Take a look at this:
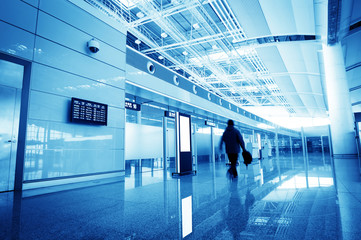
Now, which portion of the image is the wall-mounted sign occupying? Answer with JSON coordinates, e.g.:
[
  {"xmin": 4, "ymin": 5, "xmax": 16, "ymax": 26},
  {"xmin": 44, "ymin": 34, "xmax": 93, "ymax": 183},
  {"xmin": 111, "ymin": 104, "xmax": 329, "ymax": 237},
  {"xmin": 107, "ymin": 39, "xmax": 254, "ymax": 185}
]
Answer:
[
  {"xmin": 205, "ymin": 121, "xmax": 216, "ymax": 127},
  {"xmin": 71, "ymin": 98, "xmax": 107, "ymax": 125},
  {"xmin": 125, "ymin": 101, "xmax": 141, "ymax": 111},
  {"xmin": 165, "ymin": 111, "xmax": 176, "ymax": 118}
]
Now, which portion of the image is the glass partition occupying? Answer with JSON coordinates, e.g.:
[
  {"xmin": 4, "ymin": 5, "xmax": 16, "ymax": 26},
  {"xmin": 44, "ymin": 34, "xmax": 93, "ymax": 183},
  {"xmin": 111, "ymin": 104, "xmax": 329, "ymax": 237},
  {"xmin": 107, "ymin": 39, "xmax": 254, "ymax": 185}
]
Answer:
[
  {"xmin": 124, "ymin": 104, "xmax": 164, "ymax": 175},
  {"xmin": 291, "ymin": 137, "xmax": 304, "ymax": 170},
  {"xmin": 194, "ymin": 124, "xmax": 212, "ymax": 163},
  {"xmin": 214, "ymin": 122, "xmax": 226, "ymax": 162}
]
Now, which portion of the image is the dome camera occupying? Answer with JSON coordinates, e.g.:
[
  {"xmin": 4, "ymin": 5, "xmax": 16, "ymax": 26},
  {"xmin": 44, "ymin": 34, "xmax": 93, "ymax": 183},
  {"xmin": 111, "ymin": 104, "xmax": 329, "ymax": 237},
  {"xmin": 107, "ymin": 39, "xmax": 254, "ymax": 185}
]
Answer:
[{"xmin": 87, "ymin": 39, "xmax": 100, "ymax": 53}]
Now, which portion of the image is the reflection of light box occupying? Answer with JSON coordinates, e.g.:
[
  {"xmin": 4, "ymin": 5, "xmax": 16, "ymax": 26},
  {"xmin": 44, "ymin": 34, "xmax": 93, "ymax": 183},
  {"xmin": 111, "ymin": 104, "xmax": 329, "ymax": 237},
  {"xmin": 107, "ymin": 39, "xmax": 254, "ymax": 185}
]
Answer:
[{"xmin": 182, "ymin": 196, "xmax": 192, "ymax": 238}]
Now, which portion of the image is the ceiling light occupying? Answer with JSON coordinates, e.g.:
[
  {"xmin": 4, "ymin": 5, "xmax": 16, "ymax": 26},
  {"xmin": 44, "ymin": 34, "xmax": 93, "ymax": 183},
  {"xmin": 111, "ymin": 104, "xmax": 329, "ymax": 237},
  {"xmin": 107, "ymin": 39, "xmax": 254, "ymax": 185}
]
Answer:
[
  {"xmin": 161, "ymin": 32, "xmax": 168, "ymax": 38},
  {"xmin": 175, "ymin": 67, "xmax": 180, "ymax": 70},
  {"xmin": 182, "ymin": 51, "xmax": 188, "ymax": 56},
  {"xmin": 135, "ymin": 39, "xmax": 141, "ymax": 44},
  {"xmin": 136, "ymin": 12, "xmax": 144, "ymax": 18},
  {"xmin": 193, "ymin": 23, "xmax": 200, "ymax": 29},
  {"xmin": 232, "ymin": 39, "xmax": 238, "ymax": 43},
  {"xmin": 212, "ymin": 44, "xmax": 218, "ymax": 50},
  {"xmin": 158, "ymin": 55, "xmax": 164, "ymax": 60}
]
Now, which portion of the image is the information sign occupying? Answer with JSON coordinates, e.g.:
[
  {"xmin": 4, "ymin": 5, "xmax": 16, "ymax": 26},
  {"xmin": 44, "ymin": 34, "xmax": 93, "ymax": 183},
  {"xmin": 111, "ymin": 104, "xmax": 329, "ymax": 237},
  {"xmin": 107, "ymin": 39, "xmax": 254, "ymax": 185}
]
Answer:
[
  {"xmin": 71, "ymin": 98, "xmax": 107, "ymax": 125},
  {"xmin": 165, "ymin": 111, "xmax": 176, "ymax": 118},
  {"xmin": 125, "ymin": 101, "xmax": 141, "ymax": 111}
]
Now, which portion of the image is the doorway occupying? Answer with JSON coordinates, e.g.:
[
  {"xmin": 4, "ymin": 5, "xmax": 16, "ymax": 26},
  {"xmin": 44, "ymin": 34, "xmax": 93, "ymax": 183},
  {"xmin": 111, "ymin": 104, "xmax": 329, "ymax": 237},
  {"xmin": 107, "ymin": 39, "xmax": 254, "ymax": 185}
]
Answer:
[{"xmin": 0, "ymin": 59, "xmax": 24, "ymax": 192}]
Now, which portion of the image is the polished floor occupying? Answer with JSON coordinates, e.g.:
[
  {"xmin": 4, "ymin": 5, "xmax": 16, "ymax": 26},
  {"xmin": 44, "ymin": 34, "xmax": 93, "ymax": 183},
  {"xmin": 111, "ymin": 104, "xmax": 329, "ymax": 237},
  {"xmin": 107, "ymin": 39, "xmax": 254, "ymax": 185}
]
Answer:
[{"xmin": 1, "ymin": 153, "xmax": 361, "ymax": 239}]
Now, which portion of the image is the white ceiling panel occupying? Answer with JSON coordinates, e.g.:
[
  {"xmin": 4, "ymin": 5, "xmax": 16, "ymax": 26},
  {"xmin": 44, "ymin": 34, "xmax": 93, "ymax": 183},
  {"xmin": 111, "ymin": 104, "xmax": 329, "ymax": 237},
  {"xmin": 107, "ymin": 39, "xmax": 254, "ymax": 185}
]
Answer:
[
  {"xmin": 228, "ymin": 0, "xmax": 271, "ymax": 38},
  {"xmin": 277, "ymin": 44, "xmax": 307, "ymax": 73},
  {"xmin": 290, "ymin": 75, "xmax": 312, "ymax": 93},
  {"xmin": 308, "ymin": 76, "xmax": 323, "ymax": 95},
  {"xmin": 272, "ymin": 76, "xmax": 297, "ymax": 93},
  {"xmin": 314, "ymin": 95, "xmax": 327, "ymax": 112},
  {"xmin": 286, "ymin": 92, "xmax": 304, "ymax": 107},
  {"xmin": 298, "ymin": 94, "xmax": 318, "ymax": 111},
  {"xmin": 291, "ymin": 0, "xmax": 316, "ymax": 35},
  {"xmin": 259, "ymin": 0, "xmax": 315, "ymax": 36},
  {"xmin": 256, "ymin": 46, "xmax": 287, "ymax": 73},
  {"xmin": 300, "ymin": 43, "xmax": 322, "ymax": 74},
  {"xmin": 259, "ymin": 0, "xmax": 297, "ymax": 35}
]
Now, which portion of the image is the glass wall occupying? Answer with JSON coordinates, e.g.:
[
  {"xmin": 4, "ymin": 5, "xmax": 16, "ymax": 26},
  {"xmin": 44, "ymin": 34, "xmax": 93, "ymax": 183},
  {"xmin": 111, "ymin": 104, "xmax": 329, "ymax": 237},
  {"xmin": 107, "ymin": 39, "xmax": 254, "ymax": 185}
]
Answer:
[
  {"xmin": 125, "ymin": 103, "xmax": 164, "ymax": 175},
  {"xmin": 214, "ymin": 122, "xmax": 226, "ymax": 163},
  {"xmin": 192, "ymin": 116, "xmax": 212, "ymax": 163},
  {"xmin": 123, "ymin": 95, "xmax": 304, "ymax": 178},
  {"xmin": 0, "ymin": 60, "xmax": 23, "ymax": 191}
]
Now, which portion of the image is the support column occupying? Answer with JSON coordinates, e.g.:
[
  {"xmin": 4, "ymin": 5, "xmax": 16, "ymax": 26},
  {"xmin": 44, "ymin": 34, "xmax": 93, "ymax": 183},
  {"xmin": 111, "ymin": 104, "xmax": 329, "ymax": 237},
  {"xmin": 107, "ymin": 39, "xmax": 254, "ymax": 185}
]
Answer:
[
  {"xmin": 163, "ymin": 117, "xmax": 168, "ymax": 172},
  {"xmin": 301, "ymin": 127, "xmax": 309, "ymax": 188},
  {"xmin": 275, "ymin": 128, "xmax": 281, "ymax": 180},
  {"xmin": 321, "ymin": 136, "xmax": 325, "ymax": 165},
  {"xmin": 210, "ymin": 127, "xmax": 215, "ymax": 162},
  {"xmin": 290, "ymin": 136, "xmax": 294, "ymax": 169},
  {"xmin": 323, "ymin": 43, "xmax": 357, "ymax": 157}
]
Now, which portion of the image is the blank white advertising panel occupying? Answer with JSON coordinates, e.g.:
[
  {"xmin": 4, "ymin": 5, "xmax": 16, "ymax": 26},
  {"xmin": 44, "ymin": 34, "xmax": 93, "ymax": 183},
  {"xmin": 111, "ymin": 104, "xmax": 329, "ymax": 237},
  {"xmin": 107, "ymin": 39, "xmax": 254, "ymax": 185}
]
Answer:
[{"xmin": 180, "ymin": 115, "xmax": 191, "ymax": 152}]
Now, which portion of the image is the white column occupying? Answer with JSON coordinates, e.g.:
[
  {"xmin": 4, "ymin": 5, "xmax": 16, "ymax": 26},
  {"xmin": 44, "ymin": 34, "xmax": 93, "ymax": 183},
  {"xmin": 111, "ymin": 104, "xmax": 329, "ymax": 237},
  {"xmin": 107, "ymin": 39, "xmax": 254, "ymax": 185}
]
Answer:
[
  {"xmin": 163, "ymin": 117, "xmax": 168, "ymax": 171},
  {"xmin": 323, "ymin": 43, "xmax": 357, "ymax": 156},
  {"xmin": 210, "ymin": 127, "xmax": 215, "ymax": 162}
]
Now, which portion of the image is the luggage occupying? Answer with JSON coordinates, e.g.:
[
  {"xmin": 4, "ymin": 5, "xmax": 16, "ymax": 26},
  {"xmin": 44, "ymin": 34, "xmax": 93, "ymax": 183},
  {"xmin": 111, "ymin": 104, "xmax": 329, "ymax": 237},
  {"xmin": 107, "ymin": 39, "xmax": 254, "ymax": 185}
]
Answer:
[{"xmin": 242, "ymin": 150, "xmax": 252, "ymax": 168}]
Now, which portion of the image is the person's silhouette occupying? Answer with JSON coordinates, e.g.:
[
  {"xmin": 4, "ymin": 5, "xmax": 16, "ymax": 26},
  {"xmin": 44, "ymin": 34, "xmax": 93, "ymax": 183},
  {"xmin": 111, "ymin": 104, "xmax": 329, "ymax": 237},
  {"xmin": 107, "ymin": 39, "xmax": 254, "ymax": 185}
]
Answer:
[{"xmin": 220, "ymin": 120, "xmax": 246, "ymax": 178}]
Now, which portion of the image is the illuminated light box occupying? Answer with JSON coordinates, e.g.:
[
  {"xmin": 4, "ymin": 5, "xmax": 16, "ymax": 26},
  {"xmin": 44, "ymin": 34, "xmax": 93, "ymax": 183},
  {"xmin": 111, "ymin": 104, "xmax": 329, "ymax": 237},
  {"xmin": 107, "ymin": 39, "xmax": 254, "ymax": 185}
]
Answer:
[{"xmin": 70, "ymin": 98, "xmax": 108, "ymax": 125}]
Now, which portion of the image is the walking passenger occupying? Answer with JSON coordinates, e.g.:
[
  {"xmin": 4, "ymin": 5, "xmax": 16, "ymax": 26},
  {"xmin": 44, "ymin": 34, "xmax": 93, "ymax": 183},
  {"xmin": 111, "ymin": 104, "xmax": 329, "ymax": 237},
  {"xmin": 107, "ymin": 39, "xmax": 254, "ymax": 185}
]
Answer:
[{"xmin": 220, "ymin": 120, "xmax": 246, "ymax": 178}]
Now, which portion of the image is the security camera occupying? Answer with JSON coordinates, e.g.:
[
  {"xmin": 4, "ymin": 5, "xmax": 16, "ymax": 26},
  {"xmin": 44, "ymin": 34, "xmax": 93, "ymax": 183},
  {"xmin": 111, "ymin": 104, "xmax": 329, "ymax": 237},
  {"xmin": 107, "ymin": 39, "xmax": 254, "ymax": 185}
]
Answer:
[{"xmin": 87, "ymin": 39, "xmax": 100, "ymax": 53}]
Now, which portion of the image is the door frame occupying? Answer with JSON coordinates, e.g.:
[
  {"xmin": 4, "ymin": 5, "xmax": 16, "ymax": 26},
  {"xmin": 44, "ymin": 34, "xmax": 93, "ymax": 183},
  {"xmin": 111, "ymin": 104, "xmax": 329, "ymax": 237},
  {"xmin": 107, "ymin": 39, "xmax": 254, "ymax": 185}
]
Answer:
[{"xmin": 0, "ymin": 52, "xmax": 31, "ymax": 191}]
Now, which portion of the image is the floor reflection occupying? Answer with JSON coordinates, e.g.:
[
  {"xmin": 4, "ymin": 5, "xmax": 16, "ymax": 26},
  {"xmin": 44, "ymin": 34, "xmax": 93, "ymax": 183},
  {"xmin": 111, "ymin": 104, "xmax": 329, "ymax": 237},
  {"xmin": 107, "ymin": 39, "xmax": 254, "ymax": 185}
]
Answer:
[
  {"xmin": 223, "ymin": 179, "xmax": 255, "ymax": 240},
  {"xmin": 0, "ymin": 153, "xmax": 354, "ymax": 239}
]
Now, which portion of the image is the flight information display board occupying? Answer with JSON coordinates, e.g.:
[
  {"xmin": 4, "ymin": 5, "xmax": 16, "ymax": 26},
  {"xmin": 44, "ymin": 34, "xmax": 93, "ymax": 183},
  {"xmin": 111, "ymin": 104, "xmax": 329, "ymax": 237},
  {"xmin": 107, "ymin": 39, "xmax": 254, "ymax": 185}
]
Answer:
[{"xmin": 71, "ymin": 98, "xmax": 107, "ymax": 125}]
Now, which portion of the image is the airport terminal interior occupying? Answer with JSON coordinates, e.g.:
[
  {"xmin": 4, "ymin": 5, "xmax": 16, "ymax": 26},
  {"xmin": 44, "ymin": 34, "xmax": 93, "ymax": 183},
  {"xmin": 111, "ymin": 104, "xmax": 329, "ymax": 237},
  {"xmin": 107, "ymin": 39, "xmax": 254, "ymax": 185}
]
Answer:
[{"xmin": 1, "ymin": 0, "xmax": 361, "ymax": 239}]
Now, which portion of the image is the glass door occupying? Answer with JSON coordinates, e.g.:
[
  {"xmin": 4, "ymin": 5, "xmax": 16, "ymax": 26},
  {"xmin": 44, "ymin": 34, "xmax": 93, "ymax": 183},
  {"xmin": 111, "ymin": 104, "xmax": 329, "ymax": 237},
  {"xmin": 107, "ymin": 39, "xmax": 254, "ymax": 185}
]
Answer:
[{"xmin": 0, "ymin": 60, "xmax": 24, "ymax": 192}]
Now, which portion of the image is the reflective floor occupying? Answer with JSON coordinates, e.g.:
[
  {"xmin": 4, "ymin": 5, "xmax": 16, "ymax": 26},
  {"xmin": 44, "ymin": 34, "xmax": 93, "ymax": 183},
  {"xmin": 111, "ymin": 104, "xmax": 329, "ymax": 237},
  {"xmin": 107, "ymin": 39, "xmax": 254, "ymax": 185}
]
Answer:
[{"xmin": 1, "ymin": 153, "xmax": 361, "ymax": 239}]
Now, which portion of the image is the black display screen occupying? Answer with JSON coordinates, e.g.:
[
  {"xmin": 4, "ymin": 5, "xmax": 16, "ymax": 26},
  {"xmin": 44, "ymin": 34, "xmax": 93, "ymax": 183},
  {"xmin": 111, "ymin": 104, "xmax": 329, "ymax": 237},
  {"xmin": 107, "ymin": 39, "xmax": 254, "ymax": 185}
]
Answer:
[
  {"xmin": 165, "ymin": 111, "xmax": 176, "ymax": 118},
  {"xmin": 71, "ymin": 98, "xmax": 107, "ymax": 125}
]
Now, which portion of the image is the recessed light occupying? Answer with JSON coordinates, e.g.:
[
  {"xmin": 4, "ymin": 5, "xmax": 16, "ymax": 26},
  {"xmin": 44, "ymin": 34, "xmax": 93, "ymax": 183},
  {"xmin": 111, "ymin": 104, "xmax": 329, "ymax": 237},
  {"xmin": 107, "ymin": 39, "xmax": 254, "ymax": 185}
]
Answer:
[
  {"xmin": 212, "ymin": 44, "xmax": 218, "ymax": 50},
  {"xmin": 182, "ymin": 51, "xmax": 188, "ymax": 56},
  {"xmin": 193, "ymin": 23, "xmax": 200, "ymax": 29},
  {"xmin": 158, "ymin": 55, "xmax": 164, "ymax": 60},
  {"xmin": 136, "ymin": 12, "xmax": 144, "ymax": 18},
  {"xmin": 135, "ymin": 39, "xmax": 141, "ymax": 44},
  {"xmin": 175, "ymin": 67, "xmax": 180, "ymax": 70},
  {"xmin": 161, "ymin": 32, "xmax": 168, "ymax": 38}
]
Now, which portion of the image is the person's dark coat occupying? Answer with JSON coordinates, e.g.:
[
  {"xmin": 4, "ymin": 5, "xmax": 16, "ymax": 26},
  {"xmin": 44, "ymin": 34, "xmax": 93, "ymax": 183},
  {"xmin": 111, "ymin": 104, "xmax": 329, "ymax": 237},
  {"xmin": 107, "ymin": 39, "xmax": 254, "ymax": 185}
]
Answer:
[{"xmin": 220, "ymin": 125, "xmax": 245, "ymax": 153}]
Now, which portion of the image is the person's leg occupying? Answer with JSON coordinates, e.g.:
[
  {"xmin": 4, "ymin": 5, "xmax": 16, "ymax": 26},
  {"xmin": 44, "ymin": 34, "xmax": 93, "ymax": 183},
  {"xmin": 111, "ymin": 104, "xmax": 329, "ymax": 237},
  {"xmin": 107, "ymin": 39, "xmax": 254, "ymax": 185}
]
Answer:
[
  {"xmin": 227, "ymin": 153, "xmax": 238, "ymax": 177},
  {"xmin": 232, "ymin": 153, "xmax": 239, "ymax": 177}
]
